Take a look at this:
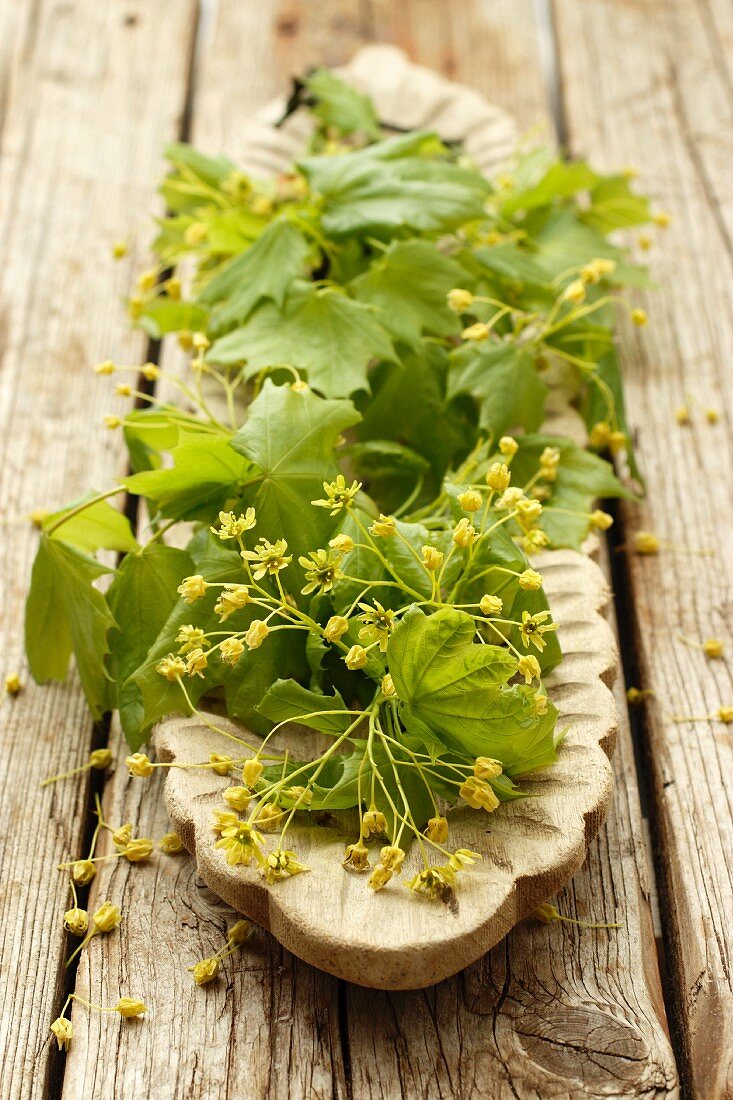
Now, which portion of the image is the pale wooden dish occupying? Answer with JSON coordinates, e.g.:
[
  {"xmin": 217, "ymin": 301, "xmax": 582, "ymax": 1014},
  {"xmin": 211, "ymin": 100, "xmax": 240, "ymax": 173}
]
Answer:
[{"xmin": 153, "ymin": 47, "xmax": 619, "ymax": 990}]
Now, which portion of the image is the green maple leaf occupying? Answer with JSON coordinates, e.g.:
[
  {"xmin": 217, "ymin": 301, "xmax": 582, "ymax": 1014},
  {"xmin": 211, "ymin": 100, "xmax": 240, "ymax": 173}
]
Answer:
[
  {"xmin": 199, "ymin": 218, "xmax": 313, "ymax": 331},
  {"xmin": 387, "ymin": 606, "xmax": 557, "ymax": 775},
  {"xmin": 298, "ymin": 133, "xmax": 490, "ymax": 239},
  {"xmin": 350, "ymin": 239, "xmax": 466, "ymax": 345},
  {"xmin": 123, "ymin": 431, "xmax": 253, "ymax": 522},
  {"xmin": 208, "ymin": 281, "xmax": 394, "ymax": 398},
  {"xmin": 25, "ymin": 536, "xmax": 116, "ymax": 718},
  {"xmin": 448, "ymin": 342, "xmax": 547, "ymax": 436},
  {"xmin": 42, "ymin": 494, "xmax": 139, "ymax": 554},
  {"xmin": 305, "ymin": 69, "xmax": 382, "ymax": 140},
  {"xmin": 230, "ymin": 380, "xmax": 361, "ymax": 561},
  {"xmin": 257, "ymin": 679, "xmax": 353, "ymax": 735}
]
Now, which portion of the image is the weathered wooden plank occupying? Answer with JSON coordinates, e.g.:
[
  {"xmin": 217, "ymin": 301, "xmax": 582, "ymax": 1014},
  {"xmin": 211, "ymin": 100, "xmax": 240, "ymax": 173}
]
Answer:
[
  {"xmin": 64, "ymin": 1, "xmax": 676, "ymax": 1096},
  {"xmin": 61, "ymin": 5, "xmax": 350, "ymax": 1099},
  {"xmin": 552, "ymin": 1, "xmax": 733, "ymax": 1095},
  {"xmin": 0, "ymin": 2, "xmax": 197, "ymax": 1097}
]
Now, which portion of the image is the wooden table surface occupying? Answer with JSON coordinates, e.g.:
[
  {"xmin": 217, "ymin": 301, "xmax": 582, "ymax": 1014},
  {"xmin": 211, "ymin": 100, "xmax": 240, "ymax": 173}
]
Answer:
[{"xmin": 1, "ymin": 1, "xmax": 731, "ymax": 1097}]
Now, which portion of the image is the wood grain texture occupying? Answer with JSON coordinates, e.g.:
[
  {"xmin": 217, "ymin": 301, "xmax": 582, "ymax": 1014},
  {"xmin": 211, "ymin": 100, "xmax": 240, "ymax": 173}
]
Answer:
[
  {"xmin": 552, "ymin": 1, "xmax": 733, "ymax": 1095},
  {"xmin": 0, "ymin": 2, "xmax": 196, "ymax": 1097}
]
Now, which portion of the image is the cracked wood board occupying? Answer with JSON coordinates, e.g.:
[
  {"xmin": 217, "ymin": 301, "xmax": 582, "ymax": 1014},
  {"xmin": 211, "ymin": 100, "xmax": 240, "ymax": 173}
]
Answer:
[{"xmin": 154, "ymin": 549, "xmax": 617, "ymax": 990}]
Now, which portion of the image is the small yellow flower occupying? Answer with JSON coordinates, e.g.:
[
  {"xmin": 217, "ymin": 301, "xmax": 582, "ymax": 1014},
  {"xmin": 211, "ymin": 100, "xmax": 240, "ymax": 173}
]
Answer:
[
  {"xmin": 518, "ymin": 655, "xmax": 541, "ymax": 684},
  {"xmin": 124, "ymin": 837, "xmax": 154, "ymax": 863},
  {"xmin": 589, "ymin": 420, "xmax": 611, "ymax": 448},
  {"xmin": 92, "ymin": 901, "xmax": 122, "ymax": 932},
  {"xmin": 379, "ymin": 845, "xmax": 405, "ymax": 872},
  {"xmin": 242, "ymin": 759, "xmax": 263, "ymax": 787},
  {"xmin": 283, "ymin": 785, "xmax": 313, "ymax": 806},
  {"xmin": 633, "ymin": 531, "xmax": 660, "ymax": 555},
  {"xmin": 299, "ymin": 548, "xmax": 343, "ymax": 595},
  {"xmin": 185, "ymin": 647, "xmax": 208, "ymax": 677},
  {"xmin": 104, "ymin": 415, "xmax": 122, "ymax": 430},
  {"xmin": 177, "ymin": 575, "xmax": 207, "ymax": 603},
  {"xmin": 358, "ymin": 601, "xmax": 395, "ymax": 652},
  {"xmin": 291, "ymin": 379, "xmax": 310, "ymax": 392},
  {"xmin": 581, "ymin": 257, "xmax": 616, "ymax": 283},
  {"xmin": 111, "ymin": 240, "xmax": 128, "ymax": 260},
  {"xmin": 178, "ymin": 329, "xmax": 194, "ymax": 349},
  {"xmin": 115, "ymin": 997, "xmax": 146, "ymax": 1018},
  {"xmin": 447, "ymin": 288, "xmax": 475, "ymax": 312},
  {"xmin": 421, "ymin": 545, "xmax": 443, "ymax": 571},
  {"xmin": 311, "ymin": 475, "xmax": 361, "ymax": 515},
  {"xmin": 192, "ymin": 331, "xmax": 210, "ymax": 352},
  {"xmin": 368, "ymin": 863, "xmax": 393, "ymax": 891},
  {"xmin": 519, "ymin": 610, "xmax": 557, "ymax": 652},
  {"xmin": 532, "ymin": 693, "xmax": 549, "ymax": 716},
  {"xmin": 64, "ymin": 908, "xmax": 89, "ymax": 936},
  {"xmin": 675, "ymin": 405, "xmax": 690, "ymax": 426},
  {"xmin": 241, "ymin": 538, "xmax": 291, "ymax": 579},
  {"xmin": 329, "ymin": 533, "xmax": 354, "ymax": 554},
  {"xmin": 212, "ymin": 509, "xmax": 256, "ymax": 540},
  {"xmin": 590, "ymin": 510, "xmax": 613, "ymax": 531},
  {"xmin": 343, "ymin": 839, "xmax": 370, "ymax": 871},
  {"xmin": 165, "ymin": 275, "xmax": 182, "ymax": 299},
  {"xmin": 255, "ymin": 804, "xmax": 284, "ymax": 832},
  {"xmin": 498, "ymin": 436, "xmax": 518, "ymax": 459},
  {"xmin": 125, "ymin": 752, "xmax": 154, "ymax": 778},
  {"xmin": 115, "ymin": 382, "xmax": 132, "ymax": 397},
  {"xmin": 223, "ymin": 786, "xmax": 251, "ymax": 812},
  {"xmin": 532, "ymin": 902, "xmax": 561, "ymax": 924},
  {"xmin": 637, "ymin": 233, "xmax": 652, "ymax": 251},
  {"xmin": 706, "ymin": 408, "xmax": 720, "ymax": 424},
  {"xmin": 344, "ymin": 644, "xmax": 368, "ymax": 670},
  {"xmin": 94, "ymin": 359, "xmax": 116, "ymax": 375},
  {"xmin": 479, "ymin": 594, "xmax": 503, "ymax": 616},
  {"xmin": 523, "ymin": 529, "xmax": 550, "ymax": 554},
  {"xmin": 228, "ymin": 919, "xmax": 252, "ymax": 945},
  {"xmin": 137, "ymin": 269, "xmax": 157, "ymax": 293},
  {"xmin": 718, "ymin": 706, "xmax": 733, "ymax": 724},
  {"xmin": 159, "ymin": 832, "xmax": 184, "ymax": 854},
  {"xmin": 703, "ymin": 638, "xmax": 724, "ymax": 658},
  {"xmin": 214, "ymin": 584, "xmax": 251, "ymax": 623},
  {"xmin": 562, "ymin": 278, "xmax": 586, "ymax": 304},
  {"xmin": 474, "ymin": 757, "xmax": 502, "ymax": 780},
  {"xmin": 485, "ymin": 462, "xmax": 511, "ymax": 491},
  {"xmin": 516, "ymin": 498, "xmax": 543, "ymax": 531},
  {"xmin": 631, "ymin": 308, "xmax": 648, "ymax": 326},
  {"xmin": 406, "ymin": 865, "xmax": 456, "ymax": 899},
  {"xmin": 452, "ymin": 517, "xmax": 477, "ymax": 548},
  {"xmin": 626, "ymin": 687, "xmax": 644, "ymax": 705},
  {"xmin": 653, "ymin": 211, "xmax": 671, "ymax": 227},
  {"xmin": 191, "ymin": 957, "xmax": 220, "ymax": 986},
  {"xmin": 324, "ymin": 615, "xmax": 349, "ymax": 643},
  {"xmin": 176, "ymin": 625, "xmax": 208, "ymax": 655},
  {"xmin": 155, "ymin": 654, "xmax": 186, "ymax": 681},
  {"xmin": 244, "ymin": 620, "xmax": 269, "ymax": 651},
  {"xmin": 50, "ymin": 1017, "xmax": 73, "ymax": 1050},
  {"xmin": 362, "ymin": 807, "xmax": 387, "ymax": 837},
  {"xmin": 215, "ymin": 821, "xmax": 265, "ymax": 866},
  {"xmin": 261, "ymin": 848, "xmax": 309, "ymax": 885},
  {"xmin": 518, "ymin": 568, "xmax": 543, "ymax": 591},
  {"xmin": 220, "ymin": 637, "xmax": 245, "ymax": 665},
  {"xmin": 457, "ymin": 489, "xmax": 482, "ymax": 513},
  {"xmin": 460, "ymin": 776, "xmax": 500, "ymax": 812},
  {"xmin": 211, "ymin": 810, "xmax": 240, "ymax": 833},
  {"xmin": 381, "ymin": 673, "xmax": 396, "ymax": 697},
  {"xmin": 141, "ymin": 361, "xmax": 159, "ymax": 381},
  {"xmin": 426, "ymin": 816, "xmax": 448, "ymax": 844},
  {"xmin": 462, "ymin": 321, "xmax": 489, "ymax": 342},
  {"xmin": 370, "ymin": 514, "xmax": 396, "ymax": 538}
]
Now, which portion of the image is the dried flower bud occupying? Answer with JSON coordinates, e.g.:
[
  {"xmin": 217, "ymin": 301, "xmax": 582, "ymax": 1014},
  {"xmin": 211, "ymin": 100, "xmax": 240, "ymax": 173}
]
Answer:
[
  {"xmin": 343, "ymin": 840, "xmax": 370, "ymax": 871},
  {"xmin": 474, "ymin": 757, "xmax": 503, "ymax": 780},
  {"xmin": 112, "ymin": 823, "xmax": 134, "ymax": 849},
  {"xmin": 223, "ymin": 786, "xmax": 251, "ymax": 812},
  {"xmin": 362, "ymin": 807, "xmax": 387, "ymax": 837},
  {"xmin": 242, "ymin": 759, "xmax": 263, "ymax": 788},
  {"xmin": 421, "ymin": 545, "xmax": 443, "ymax": 571},
  {"xmin": 125, "ymin": 752, "xmax": 154, "ymax": 778},
  {"xmin": 71, "ymin": 860, "xmax": 97, "ymax": 886},
  {"xmin": 452, "ymin": 518, "xmax": 477, "ymax": 548},
  {"xmin": 227, "ymin": 920, "xmax": 251, "ymax": 946},
  {"xmin": 191, "ymin": 957, "xmax": 220, "ymax": 986},
  {"xmin": 457, "ymin": 489, "xmax": 482, "ymax": 513},
  {"xmin": 116, "ymin": 997, "xmax": 146, "ymax": 1018},
  {"xmin": 89, "ymin": 748, "xmax": 113, "ymax": 771},
  {"xmin": 368, "ymin": 864, "xmax": 393, "ymax": 891},
  {"xmin": 63, "ymin": 907, "xmax": 89, "ymax": 936},
  {"xmin": 50, "ymin": 1016, "xmax": 73, "ymax": 1050},
  {"xmin": 159, "ymin": 832, "xmax": 184, "ymax": 854},
  {"xmin": 92, "ymin": 901, "xmax": 122, "ymax": 932},
  {"xmin": 460, "ymin": 776, "xmax": 500, "ymax": 812},
  {"xmin": 426, "ymin": 816, "xmax": 449, "ymax": 843},
  {"xmin": 124, "ymin": 838, "xmax": 154, "ymax": 863},
  {"xmin": 479, "ymin": 594, "xmax": 503, "ymax": 617},
  {"xmin": 209, "ymin": 753, "xmax": 233, "ymax": 777},
  {"xmin": 379, "ymin": 845, "xmax": 405, "ymax": 872}
]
